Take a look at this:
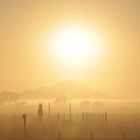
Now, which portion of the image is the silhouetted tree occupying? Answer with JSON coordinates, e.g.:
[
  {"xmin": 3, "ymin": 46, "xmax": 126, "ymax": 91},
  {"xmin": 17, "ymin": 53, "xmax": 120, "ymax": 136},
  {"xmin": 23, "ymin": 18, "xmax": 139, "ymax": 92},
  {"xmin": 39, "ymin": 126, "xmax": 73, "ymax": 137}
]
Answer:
[{"xmin": 0, "ymin": 91, "xmax": 19, "ymax": 107}]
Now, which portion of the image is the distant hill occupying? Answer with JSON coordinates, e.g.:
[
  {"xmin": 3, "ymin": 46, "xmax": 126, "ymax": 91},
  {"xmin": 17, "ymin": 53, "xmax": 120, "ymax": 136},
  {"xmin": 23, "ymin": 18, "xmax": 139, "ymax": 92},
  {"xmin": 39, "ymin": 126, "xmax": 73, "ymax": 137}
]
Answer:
[{"xmin": 20, "ymin": 81, "xmax": 107, "ymax": 100}]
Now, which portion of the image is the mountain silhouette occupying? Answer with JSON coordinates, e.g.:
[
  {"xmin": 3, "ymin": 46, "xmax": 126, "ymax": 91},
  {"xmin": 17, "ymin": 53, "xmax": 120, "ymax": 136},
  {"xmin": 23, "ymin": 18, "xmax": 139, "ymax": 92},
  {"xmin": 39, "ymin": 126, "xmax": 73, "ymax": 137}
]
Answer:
[{"xmin": 20, "ymin": 81, "xmax": 107, "ymax": 100}]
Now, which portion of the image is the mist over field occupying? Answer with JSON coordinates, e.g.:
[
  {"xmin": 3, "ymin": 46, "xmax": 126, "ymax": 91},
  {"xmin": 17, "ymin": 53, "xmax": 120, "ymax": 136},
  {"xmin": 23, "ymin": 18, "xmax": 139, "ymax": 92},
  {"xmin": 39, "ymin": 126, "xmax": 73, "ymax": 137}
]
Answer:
[
  {"xmin": 1, "ymin": 0, "xmax": 140, "ymax": 139},
  {"xmin": 0, "ymin": 82, "xmax": 140, "ymax": 140}
]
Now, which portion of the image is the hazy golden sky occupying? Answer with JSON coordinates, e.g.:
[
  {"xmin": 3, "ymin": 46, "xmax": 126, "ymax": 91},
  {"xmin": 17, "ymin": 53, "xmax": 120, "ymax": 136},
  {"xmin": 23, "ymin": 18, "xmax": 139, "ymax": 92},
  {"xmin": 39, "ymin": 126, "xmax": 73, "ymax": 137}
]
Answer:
[{"xmin": 0, "ymin": 0, "xmax": 140, "ymax": 93}]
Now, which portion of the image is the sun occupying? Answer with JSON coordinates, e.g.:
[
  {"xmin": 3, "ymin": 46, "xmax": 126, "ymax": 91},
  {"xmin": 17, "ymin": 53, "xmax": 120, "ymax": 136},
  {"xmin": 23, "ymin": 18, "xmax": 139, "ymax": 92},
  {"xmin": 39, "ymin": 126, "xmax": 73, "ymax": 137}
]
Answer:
[{"xmin": 47, "ymin": 25, "xmax": 105, "ymax": 65}]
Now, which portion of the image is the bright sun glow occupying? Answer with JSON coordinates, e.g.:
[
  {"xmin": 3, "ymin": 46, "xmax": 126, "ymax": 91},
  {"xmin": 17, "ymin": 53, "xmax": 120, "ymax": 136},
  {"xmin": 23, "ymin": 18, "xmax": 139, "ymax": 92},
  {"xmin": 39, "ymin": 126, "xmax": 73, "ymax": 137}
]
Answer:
[{"xmin": 47, "ymin": 25, "xmax": 105, "ymax": 66}]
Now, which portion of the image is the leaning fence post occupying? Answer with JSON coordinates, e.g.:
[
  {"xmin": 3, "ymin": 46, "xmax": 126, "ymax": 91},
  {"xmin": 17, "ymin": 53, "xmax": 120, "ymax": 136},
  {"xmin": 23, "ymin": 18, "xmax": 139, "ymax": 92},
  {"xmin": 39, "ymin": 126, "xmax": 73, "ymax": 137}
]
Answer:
[
  {"xmin": 22, "ymin": 114, "xmax": 26, "ymax": 137},
  {"xmin": 37, "ymin": 104, "xmax": 43, "ymax": 123}
]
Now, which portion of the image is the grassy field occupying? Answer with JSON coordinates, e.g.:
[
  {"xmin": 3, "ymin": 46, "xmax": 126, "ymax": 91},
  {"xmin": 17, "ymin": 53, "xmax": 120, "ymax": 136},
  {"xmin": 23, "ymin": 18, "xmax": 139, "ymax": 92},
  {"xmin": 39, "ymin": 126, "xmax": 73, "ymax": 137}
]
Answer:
[{"xmin": 0, "ymin": 112, "xmax": 140, "ymax": 140}]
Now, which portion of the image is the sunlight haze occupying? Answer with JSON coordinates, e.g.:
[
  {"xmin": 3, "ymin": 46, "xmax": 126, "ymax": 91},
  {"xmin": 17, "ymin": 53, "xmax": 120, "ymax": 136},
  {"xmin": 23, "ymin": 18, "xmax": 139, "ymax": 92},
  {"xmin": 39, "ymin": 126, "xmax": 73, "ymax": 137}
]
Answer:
[{"xmin": 0, "ymin": 0, "xmax": 140, "ymax": 98}]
